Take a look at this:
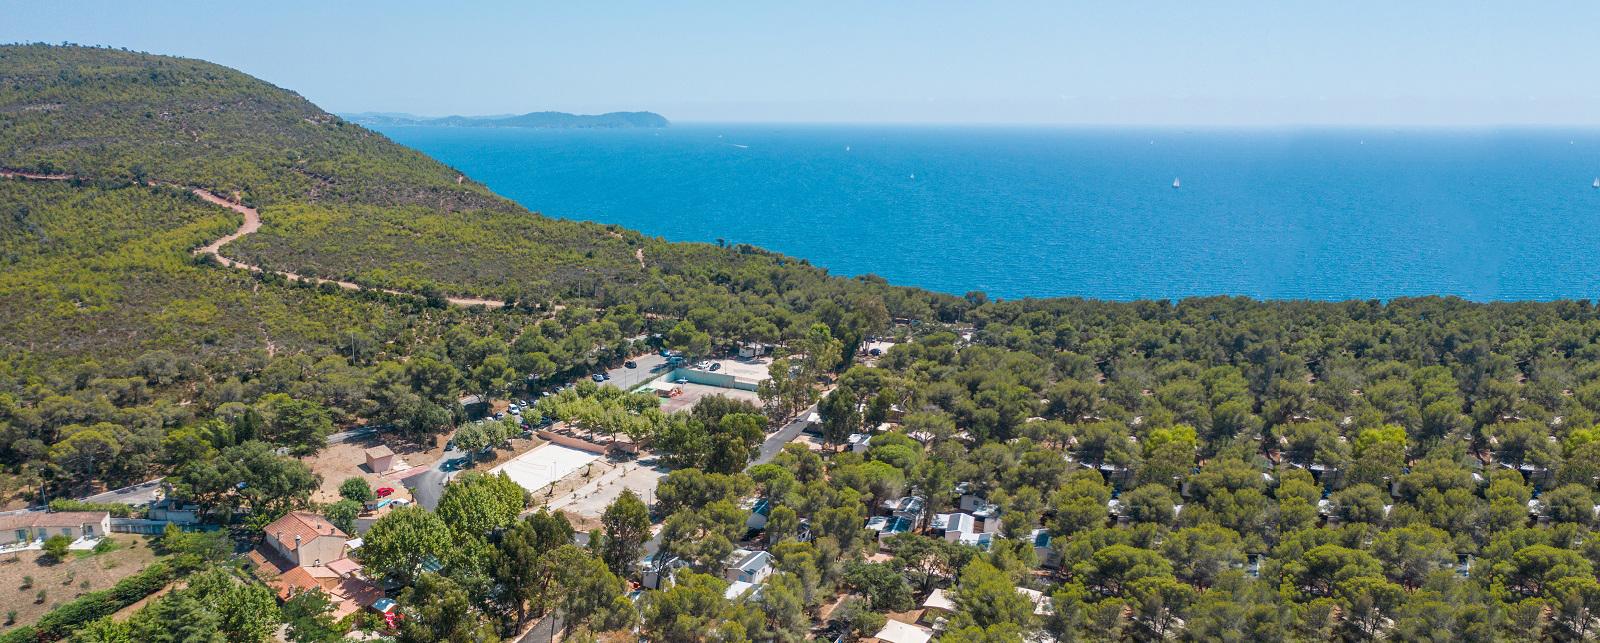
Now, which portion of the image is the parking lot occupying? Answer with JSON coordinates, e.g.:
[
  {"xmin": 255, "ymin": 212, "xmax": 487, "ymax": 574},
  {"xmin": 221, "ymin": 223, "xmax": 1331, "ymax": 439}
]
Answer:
[
  {"xmin": 703, "ymin": 357, "xmax": 772, "ymax": 384},
  {"xmin": 603, "ymin": 353, "xmax": 668, "ymax": 391},
  {"xmin": 658, "ymin": 381, "xmax": 762, "ymax": 413}
]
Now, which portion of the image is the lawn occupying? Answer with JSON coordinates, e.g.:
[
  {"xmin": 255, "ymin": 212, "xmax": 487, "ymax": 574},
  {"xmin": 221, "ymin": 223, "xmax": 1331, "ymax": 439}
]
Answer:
[{"xmin": 0, "ymin": 535, "xmax": 162, "ymax": 631}]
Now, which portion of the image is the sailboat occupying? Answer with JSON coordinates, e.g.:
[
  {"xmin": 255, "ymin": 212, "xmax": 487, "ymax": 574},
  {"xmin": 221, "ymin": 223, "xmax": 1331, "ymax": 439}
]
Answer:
[
  {"xmin": 1593, "ymin": 177, "xmax": 1599, "ymax": 189},
  {"xmin": 1172, "ymin": 177, "xmax": 1181, "ymax": 189}
]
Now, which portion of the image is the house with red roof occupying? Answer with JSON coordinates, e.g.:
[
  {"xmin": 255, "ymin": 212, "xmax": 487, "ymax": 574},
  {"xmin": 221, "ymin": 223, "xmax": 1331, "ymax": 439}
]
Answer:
[{"xmin": 247, "ymin": 510, "xmax": 384, "ymax": 618}]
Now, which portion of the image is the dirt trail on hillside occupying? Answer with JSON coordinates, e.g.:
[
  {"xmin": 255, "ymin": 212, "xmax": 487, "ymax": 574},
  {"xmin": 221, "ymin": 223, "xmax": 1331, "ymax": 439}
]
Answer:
[{"xmin": 2, "ymin": 170, "xmax": 508, "ymax": 309}]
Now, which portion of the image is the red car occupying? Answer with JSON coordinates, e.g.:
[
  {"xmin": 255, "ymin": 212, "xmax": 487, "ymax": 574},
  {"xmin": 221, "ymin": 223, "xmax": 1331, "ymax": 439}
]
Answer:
[{"xmin": 375, "ymin": 487, "xmax": 395, "ymax": 498}]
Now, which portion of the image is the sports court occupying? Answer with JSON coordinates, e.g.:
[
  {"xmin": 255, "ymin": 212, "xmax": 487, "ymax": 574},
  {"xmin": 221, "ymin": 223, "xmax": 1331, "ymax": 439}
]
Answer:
[{"xmin": 489, "ymin": 443, "xmax": 602, "ymax": 494}]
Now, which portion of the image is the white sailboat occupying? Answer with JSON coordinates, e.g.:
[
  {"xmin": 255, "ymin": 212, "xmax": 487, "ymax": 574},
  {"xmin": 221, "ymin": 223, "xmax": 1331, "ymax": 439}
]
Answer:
[
  {"xmin": 1593, "ymin": 177, "xmax": 1599, "ymax": 189},
  {"xmin": 1172, "ymin": 177, "xmax": 1181, "ymax": 189}
]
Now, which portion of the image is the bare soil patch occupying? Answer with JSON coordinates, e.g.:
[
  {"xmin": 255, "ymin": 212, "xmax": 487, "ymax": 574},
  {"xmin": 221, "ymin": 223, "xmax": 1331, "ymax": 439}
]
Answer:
[{"xmin": 0, "ymin": 535, "xmax": 162, "ymax": 630}]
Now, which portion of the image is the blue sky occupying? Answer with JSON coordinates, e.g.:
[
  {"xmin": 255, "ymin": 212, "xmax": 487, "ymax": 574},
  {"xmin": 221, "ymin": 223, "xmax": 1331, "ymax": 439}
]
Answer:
[{"xmin": 6, "ymin": 1, "xmax": 1599, "ymax": 125}]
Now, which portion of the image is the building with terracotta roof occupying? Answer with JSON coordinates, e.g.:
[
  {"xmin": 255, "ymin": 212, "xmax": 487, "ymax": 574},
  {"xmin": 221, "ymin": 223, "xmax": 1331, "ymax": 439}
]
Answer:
[
  {"xmin": 265, "ymin": 560, "xmax": 384, "ymax": 619},
  {"xmin": 263, "ymin": 511, "xmax": 348, "ymax": 568},
  {"xmin": 247, "ymin": 510, "xmax": 385, "ymax": 619},
  {"xmin": 0, "ymin": 511, "xmax": 110, "ymax": 547}
]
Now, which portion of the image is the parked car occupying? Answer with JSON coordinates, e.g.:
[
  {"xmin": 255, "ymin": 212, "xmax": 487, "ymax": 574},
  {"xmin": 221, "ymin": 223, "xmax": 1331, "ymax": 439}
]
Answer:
[
  {"xmin": 592, "ymin": 373, "xmax": 606, "ymax": 382},
  {"xmin": 709, "ymin": 362, "xmax": 721, "ymax": 371},
  {"xmin": 375, "ymin": 487, "xmax": 395, "ymax": 498},
  {"xmin": 625, "ymin": 360, "xmax": 637, "ymax": 369}
]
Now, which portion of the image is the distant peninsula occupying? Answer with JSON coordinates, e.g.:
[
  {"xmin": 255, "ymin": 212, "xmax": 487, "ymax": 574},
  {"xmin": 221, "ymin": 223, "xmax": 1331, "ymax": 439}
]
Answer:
[{"xmin": 340, "ymin": 110, "xmax": 669, "ymax": 129}]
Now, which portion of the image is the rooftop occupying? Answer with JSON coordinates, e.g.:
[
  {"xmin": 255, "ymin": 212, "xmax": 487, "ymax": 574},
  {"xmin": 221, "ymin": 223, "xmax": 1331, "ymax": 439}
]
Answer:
[
  {"xmin": 0, "ymin": 511, "xmax": 108, "ymax": 530},
  {"xmin": 264, "ymin": 510, "xmax": 348, "ymax": 551},
  {"xmin": 873, "ymin": 619, "xmax": 934, "ymax": 643}
]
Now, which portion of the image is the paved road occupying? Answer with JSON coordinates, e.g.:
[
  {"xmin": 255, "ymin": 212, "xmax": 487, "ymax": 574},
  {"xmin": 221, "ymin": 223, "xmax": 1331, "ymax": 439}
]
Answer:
[
  {"xmin": 82, "ymin": 479, "xmax": 165, "ymax": 506},
  {"xmin": 602, "ymin": 353, "xmax": 668, "ymax": 392},
  {"xmin": 749, "ymin": 403, "xmax": 818, "ymax": 468},
  {"xmin": 516, "ymin": 614, "xmax": 565, "ymax": 643},
  {"xmin": 328, "ymin": 426, "xmax": 378, "ymax": 445},
  {"xmin": 401, "ymin": 445, "xmax": 466, "ymax": 511}
]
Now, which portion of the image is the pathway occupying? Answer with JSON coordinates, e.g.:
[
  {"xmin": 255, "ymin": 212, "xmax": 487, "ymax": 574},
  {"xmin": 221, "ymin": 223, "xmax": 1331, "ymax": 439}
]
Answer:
[{"xmin": 1, "ymin": 169, "xmax": 509, "ymax": 308}]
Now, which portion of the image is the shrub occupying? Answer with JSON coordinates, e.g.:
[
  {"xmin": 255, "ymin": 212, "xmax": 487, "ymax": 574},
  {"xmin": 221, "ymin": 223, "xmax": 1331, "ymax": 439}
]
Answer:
[
  {"xmin": 47, "ymin": 499, "xmax": 135, "ymax": 517},
  {"xmin": 20, "ymin": 575, "xmax": 33, "ymax": 590},
  {"xmin": 23, "ymin": 562, "xmax": 173, "ymax": 641},
  {"xmin": 339, "ymin": 476, "xmax": 375, "ymax": 503},
  {"xmin": 42, "ymin": 534, "xmax": 72, "ymax": 561}
]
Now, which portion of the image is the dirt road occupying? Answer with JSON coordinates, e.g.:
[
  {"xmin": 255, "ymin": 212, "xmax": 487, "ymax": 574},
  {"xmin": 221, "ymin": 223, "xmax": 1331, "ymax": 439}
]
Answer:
[{"xmin": 3, "ymin": 169, "xmax": 509, "ymax": 309}]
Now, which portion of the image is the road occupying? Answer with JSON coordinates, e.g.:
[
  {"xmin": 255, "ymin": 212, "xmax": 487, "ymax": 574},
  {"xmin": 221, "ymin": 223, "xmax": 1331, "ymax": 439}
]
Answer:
[
  {"xmin": 749, "ymin": 403, "xmax": 818, "ymax": 468},
  {"xmin": 401, "ymin": 445, "xmax": 466, "ymax": 511},
  {"xmin": 602, "ymin": 353, "xmax": 668, "ymax": 392},
  {"xmin": 3, "ymin": 170, "xmax": 508, "ymax": 308},
  {"xmin": 327, "ymin": 426, "xmax": 377, "ymax": 445},
  {"xmin": 82, "ymin": 479, "xmax": 165, "ymax": 506}
]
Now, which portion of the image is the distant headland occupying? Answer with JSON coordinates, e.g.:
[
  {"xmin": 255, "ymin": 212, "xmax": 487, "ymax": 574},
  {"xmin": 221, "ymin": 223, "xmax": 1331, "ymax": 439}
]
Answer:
[{"xmin": 340, "ymin": 110, "xmax": 669, "ymax": 129}]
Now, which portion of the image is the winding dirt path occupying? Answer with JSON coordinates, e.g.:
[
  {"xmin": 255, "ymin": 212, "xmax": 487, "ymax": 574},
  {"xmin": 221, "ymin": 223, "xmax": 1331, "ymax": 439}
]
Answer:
[{"xmin": 2, "ymin": 170, "xmax": 508, "ymax": 308}]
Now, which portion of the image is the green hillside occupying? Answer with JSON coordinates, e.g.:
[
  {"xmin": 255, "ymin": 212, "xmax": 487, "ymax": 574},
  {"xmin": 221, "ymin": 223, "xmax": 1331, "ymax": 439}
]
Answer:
[
  {"xmin": 14, "ymin": 44, "xmax": 1600, "ymax": 642},
  {"xmin": 0, "ymin": 44, "xmax": 949, "ymax": 503}
]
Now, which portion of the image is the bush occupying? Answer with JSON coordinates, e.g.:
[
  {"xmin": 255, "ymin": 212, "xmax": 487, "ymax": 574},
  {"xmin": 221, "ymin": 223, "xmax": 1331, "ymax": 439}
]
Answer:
[
  {"xmin": 47, "ymin": 499, "xmax": 135, "ymax": 517},
  {"xmin": 22, "ymin": 562, "xmax": 173, "ymax": 641},
  {"xmin": 42, "ymin": 534, "xmax": 72, "ymax": 561},
  {"xmin": 20, "ymin": 575, "xmax": 33, "ymax": 590},
  {"xmin": 92, "ymin": 537, "xmax": 118, "ymax": 554},
  {"xmin": 0, "ymin": 626, "xmax": 37, "ymax": 643},
  {"xmin": 339, "ymin": 476, "xmax": 375, "ymax": 503}
]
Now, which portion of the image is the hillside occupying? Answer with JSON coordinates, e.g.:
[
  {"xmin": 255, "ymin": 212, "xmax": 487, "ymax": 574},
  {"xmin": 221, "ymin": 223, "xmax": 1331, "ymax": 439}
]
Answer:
[
  {"xmin": 12, "ymin": 44, "xmax": 1600, "ymax": 643},
  {"xmin": 0, "ymin": 44, "xmax": 949, "ymax": 324},
  {"xmin": 342, "ymin": 110, "xmax": 670, "ymax": 129},
  {"xmin": 0, "ymin": 44, "xmax": 951, "ymax": 502}
]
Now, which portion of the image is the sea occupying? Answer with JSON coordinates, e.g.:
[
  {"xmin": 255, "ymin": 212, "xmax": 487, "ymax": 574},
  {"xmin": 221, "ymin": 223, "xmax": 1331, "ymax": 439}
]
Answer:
[{"xmin": 373, "ymin": 124, "xmax": 1600, "ymax": 302}]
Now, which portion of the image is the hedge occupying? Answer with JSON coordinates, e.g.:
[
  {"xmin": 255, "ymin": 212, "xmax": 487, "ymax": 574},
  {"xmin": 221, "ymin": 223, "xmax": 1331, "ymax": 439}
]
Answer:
[
  {"xmin": 0, "ymin": 562, "xmax": 172, "ymax": 642},
  {"xmin": 45, "ymin": 499, "xmax": 135, "ymax": 518}
]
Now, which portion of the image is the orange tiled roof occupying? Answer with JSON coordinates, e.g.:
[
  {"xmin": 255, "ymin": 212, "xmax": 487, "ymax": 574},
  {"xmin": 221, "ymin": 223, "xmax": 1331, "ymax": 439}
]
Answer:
[
  {"xmin": 247, "ymin": 546, "xmax": 295, "ymax": 577},
  {"xmin": 272, "ymin": 566, "xmax": 322, "ymax": 600},
  {"xmin": 262, "ymin": 511, "xmax": 347, "ymax": 552}
]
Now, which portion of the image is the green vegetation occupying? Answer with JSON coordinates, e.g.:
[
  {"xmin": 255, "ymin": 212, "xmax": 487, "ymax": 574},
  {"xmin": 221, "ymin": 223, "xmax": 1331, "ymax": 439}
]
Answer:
[
  {"xmin": 15, "ymin": 43, "xmax": 1600, "ymax": 641},
  {"xmin": 0, "ymin": 562, "xmax": 172, "ymax": 643}
]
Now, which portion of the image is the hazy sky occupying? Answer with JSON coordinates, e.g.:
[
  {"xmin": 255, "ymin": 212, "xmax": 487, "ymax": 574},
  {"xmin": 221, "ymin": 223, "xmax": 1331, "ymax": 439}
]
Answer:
[{"xmin": 6, "ymin": 1, "xmax": 1599, "ymax": 125}]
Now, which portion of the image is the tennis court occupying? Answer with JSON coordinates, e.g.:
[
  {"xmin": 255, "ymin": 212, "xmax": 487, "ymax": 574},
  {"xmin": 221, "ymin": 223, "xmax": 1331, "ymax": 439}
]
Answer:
[{"xmin": 489, "ymin": 443, "xmax": 601, "ymax": 494}]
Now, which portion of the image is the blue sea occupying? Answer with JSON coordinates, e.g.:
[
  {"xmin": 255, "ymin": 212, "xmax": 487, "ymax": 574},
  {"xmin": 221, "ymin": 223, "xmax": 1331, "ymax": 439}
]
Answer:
[{"xmin": 374, "ymin": 124, "xmax": 1600, "ymax": 301}]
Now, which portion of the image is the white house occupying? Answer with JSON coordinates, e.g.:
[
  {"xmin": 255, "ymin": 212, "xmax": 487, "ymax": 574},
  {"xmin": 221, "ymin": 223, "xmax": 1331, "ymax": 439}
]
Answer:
[{"xmin": 723, "ymin": 549, "xmax": 773, "ymax": 584}]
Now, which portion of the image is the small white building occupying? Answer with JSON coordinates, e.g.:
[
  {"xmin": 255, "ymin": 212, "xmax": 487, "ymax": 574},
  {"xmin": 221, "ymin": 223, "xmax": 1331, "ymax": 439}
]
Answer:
[
  {"xmin": 746, "ymin": 498, "xmax": 772, "ymax": 531},
  {"xmin": 723, "ymin": 549, "xmax": 773, "ymax": 584},
  {"xmin": 932, "ymin": 512, "xmax": 976, "ymax": 542},
  {"xmin": 873, "ymin": 619, "xmax": 934, "ymax": 643},
  {"xmin": 1030, "ymin": 528, "xmax": 1060, "ymax": 568},
  {"xmin": 847, "ymin": 433, "xmax": 873, "ymax": 453},
  {"xmin": 639, "ymin": 554, "xmax": 690, "ymax": 590}
]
